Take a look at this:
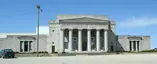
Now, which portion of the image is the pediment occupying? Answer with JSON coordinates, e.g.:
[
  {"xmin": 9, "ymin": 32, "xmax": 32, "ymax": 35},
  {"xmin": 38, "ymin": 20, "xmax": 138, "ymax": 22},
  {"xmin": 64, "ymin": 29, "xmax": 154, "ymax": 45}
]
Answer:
[{"xmin": 59, "ymin": 17, "xmax": 108, "ymax": 22}]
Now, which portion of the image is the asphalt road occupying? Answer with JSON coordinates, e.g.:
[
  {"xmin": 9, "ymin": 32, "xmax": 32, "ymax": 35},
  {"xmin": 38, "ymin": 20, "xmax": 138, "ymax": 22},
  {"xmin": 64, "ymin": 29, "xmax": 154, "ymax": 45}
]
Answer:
[{"xmin": 0, "ymin": 54, "xmax": 156, "ymax": 64}]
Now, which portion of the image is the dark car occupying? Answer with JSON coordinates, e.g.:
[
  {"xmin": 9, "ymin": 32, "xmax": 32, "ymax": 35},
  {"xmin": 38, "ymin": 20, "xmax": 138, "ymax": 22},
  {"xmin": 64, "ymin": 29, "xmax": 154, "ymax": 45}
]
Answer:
[{"xmin": 0, "ymin": 49, "xmax": 15, "ymax": 58}]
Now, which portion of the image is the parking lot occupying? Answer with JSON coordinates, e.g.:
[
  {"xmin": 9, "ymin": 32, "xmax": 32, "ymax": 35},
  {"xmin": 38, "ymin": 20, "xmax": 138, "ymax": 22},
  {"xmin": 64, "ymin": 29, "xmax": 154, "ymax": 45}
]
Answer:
[{"xmin": 0, "ymin": 54, "xmax": 157, "ymax": 64}]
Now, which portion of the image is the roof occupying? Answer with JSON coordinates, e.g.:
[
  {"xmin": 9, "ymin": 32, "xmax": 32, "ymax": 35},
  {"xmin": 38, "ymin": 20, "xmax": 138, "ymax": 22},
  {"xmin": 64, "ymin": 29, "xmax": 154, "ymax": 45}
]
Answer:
[
  {"xmin": 0, "ymin": 33, "xmax": 48, "ymax": 38},
  {"xmin": 56, "ymin": 14, "xmax": 109, "ymax": 20}
]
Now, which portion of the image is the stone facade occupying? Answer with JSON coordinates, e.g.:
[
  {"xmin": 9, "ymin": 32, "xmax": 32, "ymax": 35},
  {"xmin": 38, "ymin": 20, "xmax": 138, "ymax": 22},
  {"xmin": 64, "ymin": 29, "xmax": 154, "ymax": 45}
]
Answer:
[
  {"xmin": 0, "ymin": 15, "xmax": 151, "ymax": 53},
  {"xmin": 0, "ymin": 33, "xmax": 48, "ymax": 52}
]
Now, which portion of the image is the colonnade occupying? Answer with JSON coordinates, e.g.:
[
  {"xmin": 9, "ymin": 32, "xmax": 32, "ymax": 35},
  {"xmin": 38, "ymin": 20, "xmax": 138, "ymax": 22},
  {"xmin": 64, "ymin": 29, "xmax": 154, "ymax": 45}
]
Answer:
[
  {"xmin": 130, "ymin": 41, "xmax": 140, "ymax": 51},
  {"xmin": 60, "ymin": 29, "xmax": 109, "ymax": 52},
  {"xmin": 20, "ymin": 41, "xmax": 32, "ymax": 52}
]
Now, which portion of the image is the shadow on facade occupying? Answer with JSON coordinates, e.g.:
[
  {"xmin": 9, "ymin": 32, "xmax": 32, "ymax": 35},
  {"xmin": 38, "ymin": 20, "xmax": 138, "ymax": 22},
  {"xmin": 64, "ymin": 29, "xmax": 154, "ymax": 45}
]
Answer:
[{"xmin": 108, "ymin": 21, "xmax": 124, "ymax": 52}]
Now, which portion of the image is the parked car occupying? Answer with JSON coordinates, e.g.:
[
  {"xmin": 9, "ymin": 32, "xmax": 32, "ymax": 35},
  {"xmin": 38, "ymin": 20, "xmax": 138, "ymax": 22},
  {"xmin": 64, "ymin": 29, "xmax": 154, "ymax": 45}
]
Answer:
[{"xmin": 0, "ymin": 49, "xmax": 15, "ymax": 58}]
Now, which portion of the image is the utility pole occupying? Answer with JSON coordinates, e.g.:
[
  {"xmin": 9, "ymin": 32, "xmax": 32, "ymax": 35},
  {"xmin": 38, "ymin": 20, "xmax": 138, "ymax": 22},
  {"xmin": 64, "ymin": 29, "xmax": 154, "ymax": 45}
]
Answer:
[{"xmin": 36, "ymin": 5, "xmax": 42, "ymax": 57}]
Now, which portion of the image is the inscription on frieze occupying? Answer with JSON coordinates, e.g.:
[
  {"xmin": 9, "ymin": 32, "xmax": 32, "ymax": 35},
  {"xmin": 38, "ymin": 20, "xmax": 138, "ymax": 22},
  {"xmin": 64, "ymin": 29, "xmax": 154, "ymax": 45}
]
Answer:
[{"xmin": 60, "ymin": 24, "xmax": 108, "ymax": 29}]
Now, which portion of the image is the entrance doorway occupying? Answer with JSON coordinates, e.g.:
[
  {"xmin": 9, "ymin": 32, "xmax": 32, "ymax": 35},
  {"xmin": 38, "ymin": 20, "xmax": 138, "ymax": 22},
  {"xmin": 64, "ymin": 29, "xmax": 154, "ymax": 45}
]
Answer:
[
  {"xmin": 111, "ymin": 45, "xmax": 114, "ymax": 52},
  {"xmin": 20, "ymin": 41, "xmax": 32, "ymax": 52},
  {"xmin": 51, "ymin": 46, "xmax": 55, "ymax": 53},
  {"xmin": 24, "ymin": 42, "xmax": 28, "ymax": 52},
  {"xmin": 82, "ymin": 42, "xmax": 87, "ymax": 51}
]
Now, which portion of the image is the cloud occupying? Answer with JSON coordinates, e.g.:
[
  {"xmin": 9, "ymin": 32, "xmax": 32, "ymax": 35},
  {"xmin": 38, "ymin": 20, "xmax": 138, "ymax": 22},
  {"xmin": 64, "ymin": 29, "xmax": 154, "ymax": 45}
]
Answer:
[
  {"xmin": 36, "ymin": 26, "xmax": 49, "ymax": 34},
  {"xmin": 119, "ymin": 17, "xmax": 157, "ymax": 28}
]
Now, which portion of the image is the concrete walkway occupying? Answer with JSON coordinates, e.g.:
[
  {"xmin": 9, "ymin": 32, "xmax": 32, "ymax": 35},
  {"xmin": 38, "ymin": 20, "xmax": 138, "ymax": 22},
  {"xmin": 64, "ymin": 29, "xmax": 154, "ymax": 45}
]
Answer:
[{"xmin": 0, "ymin": 54, "xmax": 157, "ymax": 64}]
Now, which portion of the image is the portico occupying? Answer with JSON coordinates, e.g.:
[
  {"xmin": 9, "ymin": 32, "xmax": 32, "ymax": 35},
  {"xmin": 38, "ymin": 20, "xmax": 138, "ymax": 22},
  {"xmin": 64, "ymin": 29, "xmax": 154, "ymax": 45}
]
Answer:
[
  {"xmin": 46, "ymin": 15, "xmax": 151, "ymax": 54},
  {"xmin": 60, "ymin": 28, "xmax": 108, "ymax": 53},
  {"xmin": 129, "ymin": 40, "xmax": 141, "ymax": 52}
]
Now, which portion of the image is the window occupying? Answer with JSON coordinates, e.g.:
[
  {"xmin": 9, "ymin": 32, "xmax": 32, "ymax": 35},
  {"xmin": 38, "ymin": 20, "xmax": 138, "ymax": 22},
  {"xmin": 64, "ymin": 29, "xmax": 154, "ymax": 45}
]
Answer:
[
  {"xmin": 52, "ymin": 42, "xmax": 54, "ymax": 44},
  {"xmin": 137, "ymin": 41, "xmax": 139, "ymax": 51},
  {"xmin": 29, "ymin": 41, "xmax": 32, "ymax": 51},
  {"xmin": 129, "ymin": 41, "xmax": 132, "ymax": 51},
  {"xmin": 74, "ymin": 32, "xmax": 77, "ymax": 35},
  {"xmin": 73, "ymin": 37, "xmax": 77, "ymax": 41},
  {"xmin": 91, "ymin": 37, "xmax": 95, "ymax": 41}
]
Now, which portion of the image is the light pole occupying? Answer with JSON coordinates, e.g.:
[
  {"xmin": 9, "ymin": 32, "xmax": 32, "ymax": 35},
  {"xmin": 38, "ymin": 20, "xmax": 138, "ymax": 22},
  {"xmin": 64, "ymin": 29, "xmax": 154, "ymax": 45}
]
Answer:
[{"xmin": 36, "ymin": 5, "xmax": 42, "ymax": 57}]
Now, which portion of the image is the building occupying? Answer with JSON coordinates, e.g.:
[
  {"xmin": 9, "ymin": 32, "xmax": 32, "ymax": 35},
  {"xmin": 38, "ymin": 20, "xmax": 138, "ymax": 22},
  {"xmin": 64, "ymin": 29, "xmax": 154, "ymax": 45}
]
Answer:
[{"xmin": 0, "ymin": 15, "xmax": 151, "ymax": 53}]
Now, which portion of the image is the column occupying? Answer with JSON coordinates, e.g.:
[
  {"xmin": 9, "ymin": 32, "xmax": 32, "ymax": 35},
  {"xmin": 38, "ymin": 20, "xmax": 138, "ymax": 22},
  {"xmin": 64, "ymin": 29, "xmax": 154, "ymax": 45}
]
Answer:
[
  {"xmin": 87, "ymin": 29, "xmax": 91, "ymax": 51},
  {"xmin": 131, "ymin": 41, "xmax": 134, "ymax": 51},
  {"xmin": 139, "ymin": 40, "xmax": 141, "ymax": 51},
  {"xmin": 96, "ymin": 29, "xmax": 100, "ymax": 51},
  {"xmin": 60, "ymin": 29, "xmax": 64, "ymax": 52},
  {"xmin": 69, "ymin": 29, "xmax": 72, "ymax": 52},
  {"xmin": 28, "ymin": 41, "xmax": 30, "ymax": 52},
  {"xmin": 78, "ymin": 29, "xmax": 82, "ymax": 52},
  {"xmin": 22, "ymin": 41, "xmax": 25, "ymax": 52},
  {"xmin": 104, "ymin": 30, "xmax": 108, "ymax": 52},
  {"xmin": 30, "ymin": 41, "xmax": 32, "ymax": 52},
  {"xmin": 136, "ymin": 41, "xmax": 138, "ymax": 51}
]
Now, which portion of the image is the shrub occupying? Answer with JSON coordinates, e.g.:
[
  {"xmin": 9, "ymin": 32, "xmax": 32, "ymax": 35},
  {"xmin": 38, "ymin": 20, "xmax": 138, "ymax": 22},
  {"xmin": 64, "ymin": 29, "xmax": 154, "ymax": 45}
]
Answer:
[
  {"xmin": 62, "ymin": 51, "xmax": 66, "ymax": 53},
  {"xmin": 141, "ymin": 50, "xmax": 157, "ymax": 52},
  {"xmin": 33, "ymin": 52, "xmax": 37, "ymax": 53},
  {"xmin": 14, "ymin": 52, "xmax": 19, "ymax": 53}
]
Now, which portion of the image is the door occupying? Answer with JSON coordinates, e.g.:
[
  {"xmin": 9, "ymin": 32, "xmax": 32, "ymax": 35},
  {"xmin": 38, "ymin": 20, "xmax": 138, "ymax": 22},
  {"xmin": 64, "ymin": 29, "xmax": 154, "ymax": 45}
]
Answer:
[
  {"xmin": 82, "ymin": 42, "xmax": 87, "ymax": 51},
  {"xmin": 52, "ymin": 46, "xmax": 55, "ymax": 53},
  {"xmin": 111, "ymin": 45, "xmax": 114, "ymax": 52}
]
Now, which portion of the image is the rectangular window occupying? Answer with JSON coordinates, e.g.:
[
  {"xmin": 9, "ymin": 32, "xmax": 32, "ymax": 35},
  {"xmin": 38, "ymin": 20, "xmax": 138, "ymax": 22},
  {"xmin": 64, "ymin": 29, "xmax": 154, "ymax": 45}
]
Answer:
[
  {"xmin": 52, "ymin": 42, "xmax": 54, "ymax": 44},
  {"xmin": 24, "ymin": 41, "xmax": 28, "ymax": 52},
  {"xmin": 137, "ymin": 41, "xmax": 139, "ymax": 51},
  {"xmin": 133, "ymin": 41, "xmax": 136, "ymax": 51},
  {"xmin": 129, "ymin": 41, "xmax": 132, "ymax": 51}
]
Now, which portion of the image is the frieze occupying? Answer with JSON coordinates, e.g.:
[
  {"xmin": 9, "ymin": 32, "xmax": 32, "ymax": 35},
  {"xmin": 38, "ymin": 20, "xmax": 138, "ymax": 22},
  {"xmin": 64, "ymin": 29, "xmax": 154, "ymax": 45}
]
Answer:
[
  {"xmin": 128, "ymin": 36, "xmax": 143, "ymax": 40},
  {"xmin": 17, "ymin": 36, "xmax": 36, "ymax": 40},
  {"xmin": 60, "ymin": 24, "xmax": 108, "ymax": 29}
]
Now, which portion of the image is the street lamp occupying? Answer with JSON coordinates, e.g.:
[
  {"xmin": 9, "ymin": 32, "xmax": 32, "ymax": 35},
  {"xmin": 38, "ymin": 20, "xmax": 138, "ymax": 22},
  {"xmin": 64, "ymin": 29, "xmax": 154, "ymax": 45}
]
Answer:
[{"xmin": 36, "ymin": 5, "xmax": 42, "ymax": 57}]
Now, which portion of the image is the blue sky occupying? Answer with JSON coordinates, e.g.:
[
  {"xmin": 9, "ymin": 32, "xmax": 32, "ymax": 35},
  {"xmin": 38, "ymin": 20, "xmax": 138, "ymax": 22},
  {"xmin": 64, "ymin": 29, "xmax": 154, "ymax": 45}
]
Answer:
[{"xmin": 0, "ymin": 0, "xmax": 157, "ymax": 49}]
